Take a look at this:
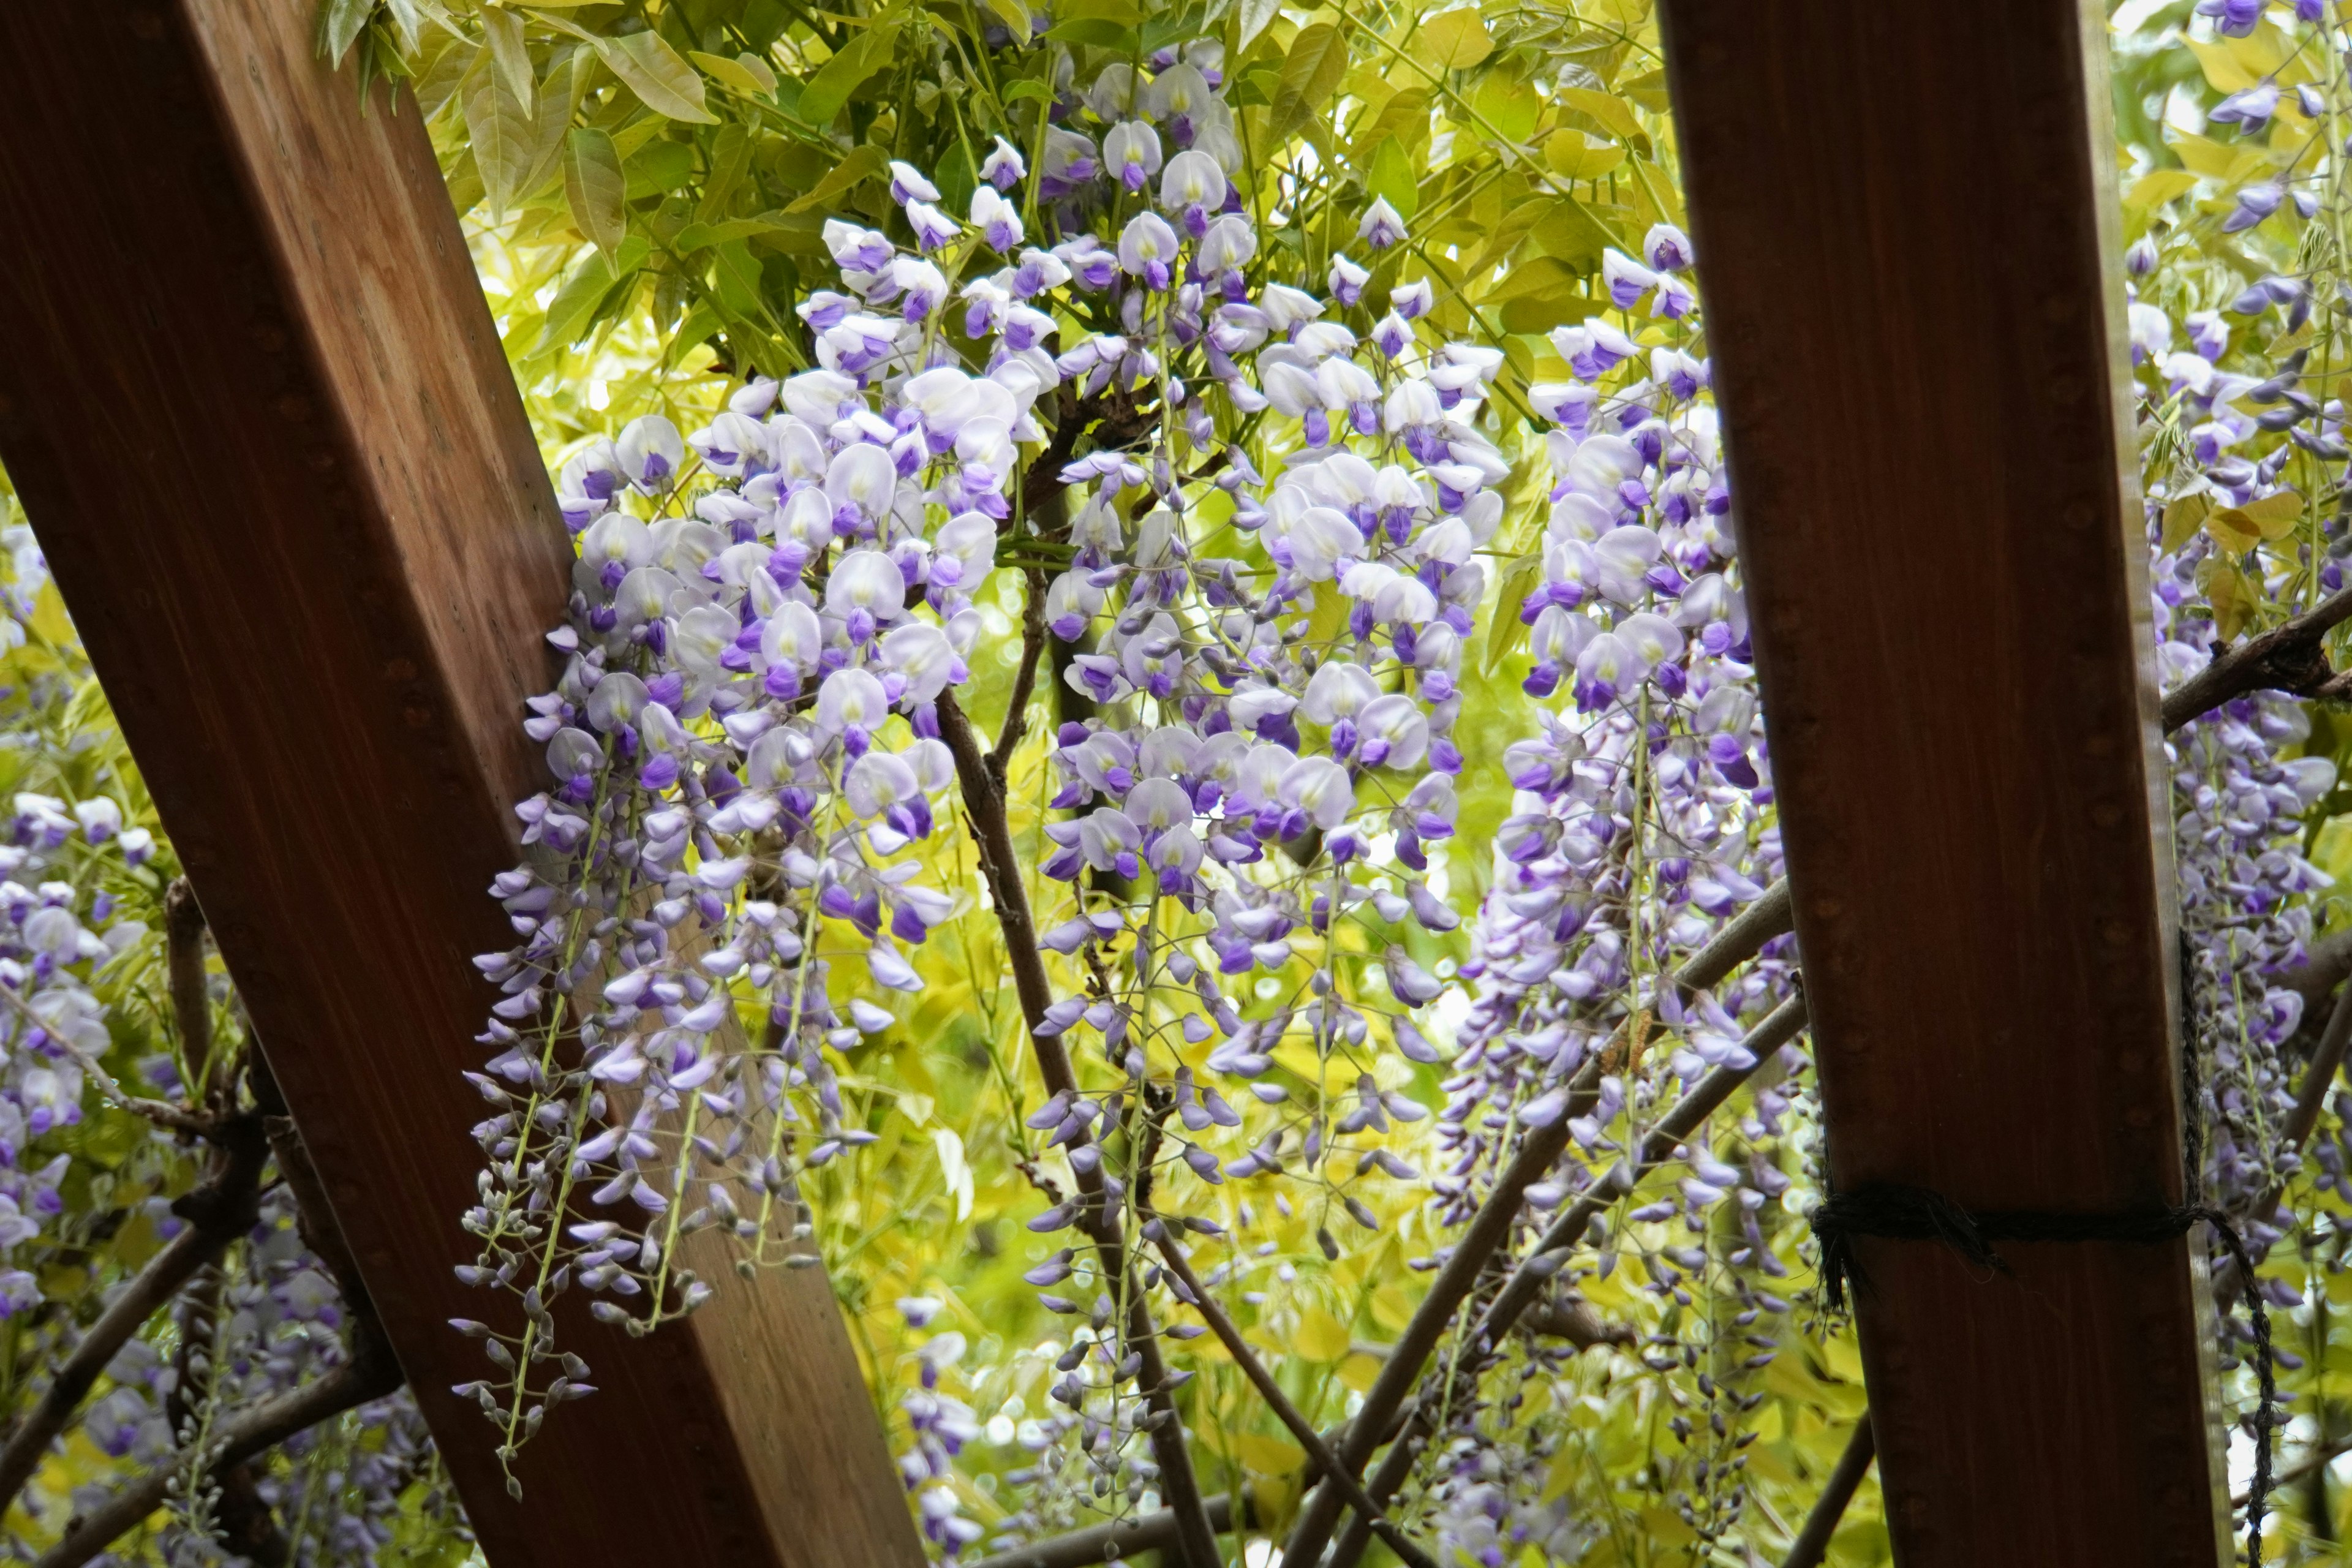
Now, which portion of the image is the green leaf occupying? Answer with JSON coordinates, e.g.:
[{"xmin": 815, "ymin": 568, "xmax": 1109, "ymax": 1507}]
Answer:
[
  {"xmin": 537, "ymin": 242, "xmax": 641, "ymax": 352},
  {"xmin": 799, "ymin": 23, "xmax": 902, "ymax": 127},
  {"xmin": 594, "ymin": 31, "xmax": 718, "ymax": 124},
  {"xmin": 1483, "ymin": 554, "xmax": 1541, "ymax": 676},
  {"xmin": 1237, "ymin": 0, "xmax": 1282, "ymax": 51},
  {"xmin": 701, "ymin": 123, "xmax": 753, "ymax": 216},
  {"xmin": 1366, "ymin": 138, "xmax": 1418, "ymax": 219},
  {"xmin": 674, "ymin": 214, "xmax": 800, "ymax": 251},
  {"xmin": 564, "ymin": 127, "xmax": 628, "ymax": 255},
  {"xmin": 709, "ymin": 239, "xmax": 766, "ymax": 318},
  {"xmin": 320, "ymin": 0, "xmax": 373, "ymax": 66},
  {"xmin": 480, "ymin": 6, "xmax": 535, "ymax": 102},
  {"xmin": 1530, "ymin": 195, "xmax": 1623, "ymax": 266},
  {"xmin": 785, "ymin": 142, "xmax": 892, "ymax": 213},
  {"xmin": 415, "ymin": 37, "xmax": 480, "ymax": 119},
  {"xmin": 462, "ymin": 67, "xmax": 538, "ymax": 214},
  {"xmin": 1270, "ymin": 23, "xmax": 1349, "ymax": 143},
  {"xmin": 982, "ymin": 0, "xmax": 1031, "ymax": 34},
  {"xmin": 1420, "ymin": 8, "xmax": 1493, "ymax": 71},
  {"xmin": 1044, "ymin": 18, "xmax": 1134, "ymax": 47}
]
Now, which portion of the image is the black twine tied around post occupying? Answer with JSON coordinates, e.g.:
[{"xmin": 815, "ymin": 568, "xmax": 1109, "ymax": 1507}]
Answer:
[{"xmin": 1811, "ymin": 1183, "xmax": 2277, "ymax": 1567}]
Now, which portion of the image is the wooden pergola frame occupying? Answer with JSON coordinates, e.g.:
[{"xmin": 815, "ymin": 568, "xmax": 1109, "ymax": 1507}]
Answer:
[
  {"xmin": 0, "ymin": 4, "xmax": 916, "ymax": 1564},
  {"xmin": 0, "ymin": 0, "xmax": 2258, "ymax": 1562},
  {"xmin": 1662, "ymin": 0, "xmax": 2233, "ymax": 1559}
]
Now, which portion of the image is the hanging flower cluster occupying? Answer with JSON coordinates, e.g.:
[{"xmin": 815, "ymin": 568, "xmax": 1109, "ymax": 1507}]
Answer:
[
  {"xmin": 85, "ymin": 1186, "xmax": 450, "ymax": 1566},
  {"xmin": 1441, "ymin": 235, "xmax": 1784, "ymax": 1226},
  {"xmin": 1385, "ymin": 228, "xmax": 1806, "ymax": 1558},
  {"xmin": 0, "ymin": 508, "xmax": 459, "ymax": 1560},
  {"xmin": 454, "ymin": 26, "xmax": 1548, "ymax": 1518}
]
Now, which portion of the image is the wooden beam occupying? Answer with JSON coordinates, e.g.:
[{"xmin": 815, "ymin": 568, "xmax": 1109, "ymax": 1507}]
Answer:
[
  {"xmin": 1657, "ymin": 2, "xmax": 2231, "ymax": 1561},
  {"xmin": 0, "ymin": 6, "xmax": 920, "ymax": 1564}
]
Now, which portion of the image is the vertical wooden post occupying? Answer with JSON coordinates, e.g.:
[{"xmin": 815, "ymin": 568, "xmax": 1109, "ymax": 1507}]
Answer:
[
  {"xmin": 1659, "ymin": 1, "xmax": 2231, "ymax": 1560},
  {"xmin": 0, "ymin": 4, "xmax": 922, "ymax": 1563}
]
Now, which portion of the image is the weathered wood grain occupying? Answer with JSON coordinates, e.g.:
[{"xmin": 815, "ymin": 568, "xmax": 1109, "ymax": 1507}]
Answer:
[
  {"xmin": 0, "ymin": 5, "xmax": 920, "ymax": 1563},
  {"xmin": 1657, "ymin": 1, "xmax": 2231, "ymax": 1560}
]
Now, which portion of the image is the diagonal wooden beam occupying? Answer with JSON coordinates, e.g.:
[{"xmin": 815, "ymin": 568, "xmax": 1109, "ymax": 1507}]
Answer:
[
  {"xmin": 0, "ymin": 4, "xmax": 919, "ymax": 1564},
  {"xmin": 1657, "ymin": 2, "xmax": 2231, "ymax": 1561}
]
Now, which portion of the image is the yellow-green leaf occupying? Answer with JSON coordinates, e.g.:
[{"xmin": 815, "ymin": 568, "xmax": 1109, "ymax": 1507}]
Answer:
[
  {"xmin": 480, "ymin": 6, "xmax": 535, "ymax": 102},
  {"xmin": 800, "ymin": 22, "xmax": 902, "ymax": 127},
  {"xmin": 1271, "ymin": 23, "xmax": 1350, "ymax": 143},
  {"xmin": 1472, "ymin": 70, "xmax": 1539, "ymax": 145},
  {"xmin": 982, "ymin": 0, "xmax": 1031, "ymax": 36},
  {"xmin": 537, "ymin": 246, "xmax": 631, "ymax": 352},
  {"xmin": 1366, "ymin": 138, "xmax": 1418, "ymax": 219},
  {"xmin": 2125, "ymin": 168, "xmax": 2199, "ymax": 212},
  {"xmin": 785, "ymin": 142, "xmax": 892, "ymax": 213},
  {"xmin": 2206, "ymin": 507, "xmax": 2263, "ymax": 553},
  {"xmin": 564, "ymin": 127, "xmax": 627, "ymax": 255},
  {"xmin": 1295, "ymin": 1307, "xmax": 1352, "ymax": 1362},
  {"xmin": 1238, "ymin": 0, "xmax": 1283, "ymax": 50},
  {"xmin": 462, "ymin": 67, "xmax": 537, "ymax": 214},
  {"xmin": 1354, "ymin": 86, "xmax": 1431, "ymax": 168},
  {"xmin": 2237, "ymin": 487, "xmax": 2305, "ymax": 537},
  {"xmin": 594, "ymin": 31, "xmax": 717, "ymax": 124},
  {"xmin": 320, "ymin": 0, "xmax": 372, "ymax": 66},
  {"xmin": 2201, "ymin": 555, "xmax": 2259, "ymax": 641},
  {"xmin": 1558, "ymin": 86, "xmax": 1643, "ymax": 143},
  {"xmin": 688, "ymin": 50, "xmax": 774, "ymax": 98},
  {"xmin": 1483, "ymin": 553, "xmax": 1542, "ymax": 676},
  {"xmin": 2186, "ymin": 36, "xmax": 2258, "ymax": 92},
  {"xmin": 1531, "ymin": 194, "xmax": 1624, "ymax": 266},
  {"xmin": 2160, "ymin": 492, "xmax": 2211, "ymax": 556},
  {"xmin": 2168, "ymin": 132, "xmax": 2266, "ymax": 184},
  {"xmin": 1420, "ymin": 8, "xmax": 1493, "ymax": 71},
  {"xmin": 1545, "ymin": 132, "xmax": 1624, "ymax": 181},
  {"xmin": 1619, "ymin": 67, "xmax": 1672, "ymax": 114}
]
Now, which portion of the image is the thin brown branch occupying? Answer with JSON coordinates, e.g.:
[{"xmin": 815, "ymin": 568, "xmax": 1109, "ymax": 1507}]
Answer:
[
  {"xmin": 971, "ymin": 1490, "xmax": 1250, "ymax": 1568},
  {"xmin": 2237, "ymin": 1429, "xmax": 2352, "ymax": 1509},
  {"xmin": 1147, "ymin": 1227, "xmax": 1439, "ymax": 1568},
  {"xmin": 1311, "ymin": 995, "xmax": 1812, "ymax": 1568},
  {"xmin": 1283, "ymin": 919, "xmax": 1801, "ymax": 1568},
  {"xmin": 936, "ymin": 691, "xmax": 1221, "ymax": 1568},
  {"xmin": 0, "ymin": 1117, "xmax": 268, "ymax": 1513},
  {"xmin": 990, "ymin": 567, "xmax": 1050, "ymax": 780},
  {"xmin": 1782, "ymin": 1415, "xmax": 1876, "ymax": 1568},
  {"xmin": 165, "ymin": 878, "xmax": 213, "ymax": 1099},
  {"xmin": 1518, "ymin": 1298, "xmax": 1636, "ymax": 1351},
  {"xmin": 2161, "ymin": 584, "xmax": 2352, "ymax": 733},
  {"xmin": 1016, "ymin": 387, "xmax": 1152, "ymax": 521},
  {"xmin": 34, "ymin": 1316, "xmax": 403, "ymax": 1568},
  {"xmin": 247, "ymin": 1054, "xmax": 374, "ymax": 1318},
  {"xmin": 2279, "ymin": 930, "xmax": 2352, "ymax": 1047},
  {"xmin": 1679, "ymin": 876, "xmax": 1793, "ymax": 993},
  {"xmin": 2280, "ymin": 964, "xmax": 2352, "ymax": 1164}
]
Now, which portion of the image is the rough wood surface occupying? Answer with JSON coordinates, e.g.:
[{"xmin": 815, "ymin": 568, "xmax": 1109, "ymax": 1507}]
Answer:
[
  {"xmin": 0, "ymin": 4, "xmax": 919, "ymax": 1563},
  {"xmin": 1657, "ymin": 1, "xmax": 2230, "ymax": 1561}
]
